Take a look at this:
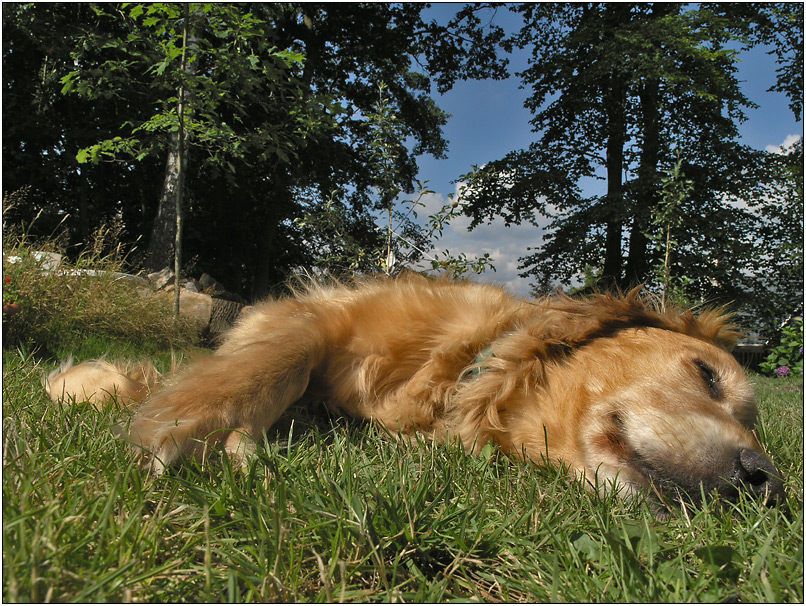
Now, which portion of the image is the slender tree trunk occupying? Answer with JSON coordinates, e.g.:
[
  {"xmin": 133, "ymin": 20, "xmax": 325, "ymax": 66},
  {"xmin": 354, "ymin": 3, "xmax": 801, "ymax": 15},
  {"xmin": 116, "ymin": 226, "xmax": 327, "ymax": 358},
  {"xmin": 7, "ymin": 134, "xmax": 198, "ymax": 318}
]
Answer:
[
  {"xmin": 625, "ymin": 76, "xmax": 660, "ymax": 287},
  {"xmin": 144, "ymin": 6, "xmax": 197, "ymax": 276},
  {"xmin": 173, "ymin": 3, "xmax": 190, "ymax": 318},
  {"xmin": 602, "ymin": 73, "xmax": 627, "ymax": 286}
]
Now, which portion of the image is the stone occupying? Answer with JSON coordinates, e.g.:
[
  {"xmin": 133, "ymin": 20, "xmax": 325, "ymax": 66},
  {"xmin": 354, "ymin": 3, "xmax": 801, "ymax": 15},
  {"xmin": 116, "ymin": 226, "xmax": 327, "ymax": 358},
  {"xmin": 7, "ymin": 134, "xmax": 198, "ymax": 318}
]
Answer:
[
  {"xmin": 209, "ymin": 298, "xmax": 247, "ymax": 334},
  {"xmin": 147, "ymin": 268, "xmax": 174, "ymax": 290},
  {"xmin": 178, "ymin": 288, "xmax": 212, "ymax": 324},
  {"xmin": 32, "ymin": 251, "xmax": 62, "ymax": 272}
]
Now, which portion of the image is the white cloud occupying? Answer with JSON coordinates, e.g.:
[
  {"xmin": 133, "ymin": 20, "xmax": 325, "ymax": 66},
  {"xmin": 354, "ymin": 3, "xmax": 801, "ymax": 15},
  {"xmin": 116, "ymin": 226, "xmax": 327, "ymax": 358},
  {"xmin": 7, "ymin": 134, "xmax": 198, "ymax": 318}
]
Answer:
[
  {"xmin": 400, "ymin": 182, "xmax": 545, "ymax": 297},
  {"xmin": 765, "ymin": 133, "xmax": 802, "ymax": 154}
]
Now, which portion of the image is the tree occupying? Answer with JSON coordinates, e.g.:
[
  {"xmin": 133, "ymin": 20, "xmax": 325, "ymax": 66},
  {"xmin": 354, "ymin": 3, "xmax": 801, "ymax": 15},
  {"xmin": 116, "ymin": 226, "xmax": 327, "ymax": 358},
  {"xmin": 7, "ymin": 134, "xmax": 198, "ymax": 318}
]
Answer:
[
  {"xmin": 60, "ymin": 4, "xmax": 323, "ymax": 275},
  {"xmin": 459, "ymin": 2, "xmax": 800, "ymax": 322},
  {"xmin": 8, "ymin": 3, "xmax": 508, "ymax": 299},
  {"xmin": 237, "ymin": 2, "xmax": 507, "ymax": 295},
  {"xmin": 3, "ymin": 3, "xmax": 166, "ymax": 246},
  {"xmin": 740, "ymin": 138, "xmax": 804, "ymax": 333}
]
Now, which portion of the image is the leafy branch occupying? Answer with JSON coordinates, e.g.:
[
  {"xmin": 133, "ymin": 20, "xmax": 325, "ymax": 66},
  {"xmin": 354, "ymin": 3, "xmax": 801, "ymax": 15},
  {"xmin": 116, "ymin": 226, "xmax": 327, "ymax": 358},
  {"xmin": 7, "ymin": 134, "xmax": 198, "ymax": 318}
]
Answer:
[{"xmin": 649, "ymin": 150, "xmax": 694, "ymax": 309}]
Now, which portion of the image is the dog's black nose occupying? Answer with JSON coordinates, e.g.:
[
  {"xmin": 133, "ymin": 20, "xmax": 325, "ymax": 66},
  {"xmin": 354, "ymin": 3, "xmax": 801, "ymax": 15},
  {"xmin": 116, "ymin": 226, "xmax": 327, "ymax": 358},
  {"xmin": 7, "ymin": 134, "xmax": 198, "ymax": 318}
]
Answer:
[{"xmin": 730, "ymin": 448, "xmax": 785, "ymax": 506}]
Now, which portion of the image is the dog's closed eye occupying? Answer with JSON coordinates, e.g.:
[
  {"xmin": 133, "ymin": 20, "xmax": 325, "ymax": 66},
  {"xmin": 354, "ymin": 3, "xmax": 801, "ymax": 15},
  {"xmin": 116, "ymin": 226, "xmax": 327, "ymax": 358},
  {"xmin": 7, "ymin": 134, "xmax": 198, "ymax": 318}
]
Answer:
[{"xmin": 694, "ymin": 359, "xmax": 721, "ymax": 399}]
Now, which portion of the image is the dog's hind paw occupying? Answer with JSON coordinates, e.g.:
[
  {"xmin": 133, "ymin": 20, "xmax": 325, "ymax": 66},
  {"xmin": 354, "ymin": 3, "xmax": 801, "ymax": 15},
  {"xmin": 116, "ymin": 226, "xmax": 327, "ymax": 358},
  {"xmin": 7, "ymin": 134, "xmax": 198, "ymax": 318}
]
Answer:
[
  {"xmin": 126, "ymin": 422, "xmax": 257, "ymax": 475},
  {"xmin": 223, "ymin": 428, "xmax": 257, "ymax": 469}
]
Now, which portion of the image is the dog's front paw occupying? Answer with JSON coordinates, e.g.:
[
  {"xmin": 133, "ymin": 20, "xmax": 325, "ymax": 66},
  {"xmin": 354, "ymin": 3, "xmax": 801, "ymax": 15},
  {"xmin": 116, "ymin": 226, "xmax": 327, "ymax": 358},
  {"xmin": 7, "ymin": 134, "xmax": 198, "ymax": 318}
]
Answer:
[
  {"xmin": 128, "ymin": 425, "xmax": 185, "ymax": 475},
  {"xmin": 133, "ymin": 447, "xmax": 169, "ymax": 475},
  {"xmin": 124, "ymin": 412, "xmax": 201, "ymax": 474}
]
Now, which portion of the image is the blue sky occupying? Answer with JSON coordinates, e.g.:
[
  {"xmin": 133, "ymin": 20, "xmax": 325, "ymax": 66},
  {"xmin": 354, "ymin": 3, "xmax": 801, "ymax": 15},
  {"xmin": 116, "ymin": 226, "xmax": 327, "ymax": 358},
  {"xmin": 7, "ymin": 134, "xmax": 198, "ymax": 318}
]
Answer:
[{"xmin": 403, "ymin": 4, "xmax": 803, "ymax": 296}]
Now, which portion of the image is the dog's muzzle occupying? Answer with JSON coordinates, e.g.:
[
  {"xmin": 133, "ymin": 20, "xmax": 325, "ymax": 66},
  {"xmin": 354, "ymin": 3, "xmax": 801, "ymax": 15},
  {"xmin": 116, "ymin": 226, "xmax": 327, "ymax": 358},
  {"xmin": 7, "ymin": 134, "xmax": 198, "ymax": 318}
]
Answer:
[
  {"xmin": 724, "ymin": 448, "xmax": 785, "ymax": 507},
  {"xmin": 638, "ymin": 445, "xmax": 786, "ymax": 517}
]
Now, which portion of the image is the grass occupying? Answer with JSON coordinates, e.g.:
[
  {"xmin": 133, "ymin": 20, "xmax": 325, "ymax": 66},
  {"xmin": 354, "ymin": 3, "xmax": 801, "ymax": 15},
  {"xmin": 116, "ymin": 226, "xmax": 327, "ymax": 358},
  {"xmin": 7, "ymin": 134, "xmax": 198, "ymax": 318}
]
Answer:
[
  {"xmin": 3, "ymin": 217, "xmax": 201, "ymax": 360},
  {"xmin": 2, "ymin": 344, "xmax": 803, "ymax": 602}
]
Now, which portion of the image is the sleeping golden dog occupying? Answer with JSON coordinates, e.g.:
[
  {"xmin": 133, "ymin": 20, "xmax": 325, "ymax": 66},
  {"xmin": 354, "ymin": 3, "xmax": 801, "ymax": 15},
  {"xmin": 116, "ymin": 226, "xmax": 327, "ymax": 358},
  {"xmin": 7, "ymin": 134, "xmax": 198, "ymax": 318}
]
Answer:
[{"xmin": 119, "ymin": 274, "xmax": 782, "ymax": 514}]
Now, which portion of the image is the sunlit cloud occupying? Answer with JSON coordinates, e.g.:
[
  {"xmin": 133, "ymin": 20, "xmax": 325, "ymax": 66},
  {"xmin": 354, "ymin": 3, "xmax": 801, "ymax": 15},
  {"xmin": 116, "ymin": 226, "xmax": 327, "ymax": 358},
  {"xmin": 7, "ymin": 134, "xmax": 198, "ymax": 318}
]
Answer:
[{"xmin": 765, "ymin": 133, "xmax": 802, "ymax": 154}]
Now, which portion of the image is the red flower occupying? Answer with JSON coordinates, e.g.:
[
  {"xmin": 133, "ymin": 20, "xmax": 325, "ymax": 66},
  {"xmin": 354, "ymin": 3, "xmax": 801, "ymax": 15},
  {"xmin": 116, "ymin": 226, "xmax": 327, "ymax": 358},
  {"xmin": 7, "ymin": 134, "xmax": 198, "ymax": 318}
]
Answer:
[{"xmin": 3, "ymin": 276, "xmax": 10, "ymax": 284}]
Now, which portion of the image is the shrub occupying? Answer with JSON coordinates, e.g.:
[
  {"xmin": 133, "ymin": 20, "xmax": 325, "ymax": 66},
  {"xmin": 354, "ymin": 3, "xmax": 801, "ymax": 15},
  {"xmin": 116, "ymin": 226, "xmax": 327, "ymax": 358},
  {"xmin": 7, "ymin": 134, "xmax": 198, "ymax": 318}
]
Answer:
[{"xmin": 759, "ymin": 315, "xmax": 803, "ymax": 378}]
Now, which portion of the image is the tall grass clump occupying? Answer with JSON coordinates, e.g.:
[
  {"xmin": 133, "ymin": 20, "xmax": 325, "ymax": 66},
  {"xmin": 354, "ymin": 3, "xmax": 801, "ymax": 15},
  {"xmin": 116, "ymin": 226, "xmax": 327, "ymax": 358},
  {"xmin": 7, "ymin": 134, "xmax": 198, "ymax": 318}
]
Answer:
[{"xmin": 3, "ymin": 199, "xmax": 202, "ymax": 359}]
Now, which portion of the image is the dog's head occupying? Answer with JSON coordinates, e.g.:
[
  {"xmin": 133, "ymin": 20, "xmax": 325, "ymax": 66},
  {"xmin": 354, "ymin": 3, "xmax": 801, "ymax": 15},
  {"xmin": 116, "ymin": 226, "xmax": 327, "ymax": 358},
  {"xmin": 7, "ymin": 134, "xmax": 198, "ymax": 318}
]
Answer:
[
  {"xmin": 574, "ymin": 326, "xmax": 784, "ymax": 517},
  {"xmin": 500, "ymin": 289, "xmax": 785, "ymax": 517}
]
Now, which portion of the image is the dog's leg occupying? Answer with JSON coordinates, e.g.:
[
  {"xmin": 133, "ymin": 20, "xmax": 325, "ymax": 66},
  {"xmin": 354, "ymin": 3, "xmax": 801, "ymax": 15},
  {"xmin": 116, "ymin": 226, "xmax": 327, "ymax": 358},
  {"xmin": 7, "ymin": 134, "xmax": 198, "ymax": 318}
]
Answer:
[{"xmin": 125, "ymin": 336, "xmax": 323, "ymax": 473}]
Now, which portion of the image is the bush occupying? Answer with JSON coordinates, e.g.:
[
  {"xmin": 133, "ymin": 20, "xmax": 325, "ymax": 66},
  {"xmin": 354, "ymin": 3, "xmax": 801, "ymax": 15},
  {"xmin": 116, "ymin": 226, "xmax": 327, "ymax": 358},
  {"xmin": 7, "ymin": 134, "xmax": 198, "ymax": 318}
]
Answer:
[{"xmin": 759, "ymin": 315, "xmax": 804, "ymax": 378}]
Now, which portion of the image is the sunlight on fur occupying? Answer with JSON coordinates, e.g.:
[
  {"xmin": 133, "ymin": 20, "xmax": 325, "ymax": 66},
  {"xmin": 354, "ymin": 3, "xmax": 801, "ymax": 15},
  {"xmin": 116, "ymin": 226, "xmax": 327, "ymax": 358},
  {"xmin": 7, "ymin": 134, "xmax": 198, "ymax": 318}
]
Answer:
[
  {"xmin": 58, "ymin": 274, "xmax": 784, "ymax": 516},
  {"xmin": 43, "ymin": 356, "xmax": 161, "ymax": 409}
]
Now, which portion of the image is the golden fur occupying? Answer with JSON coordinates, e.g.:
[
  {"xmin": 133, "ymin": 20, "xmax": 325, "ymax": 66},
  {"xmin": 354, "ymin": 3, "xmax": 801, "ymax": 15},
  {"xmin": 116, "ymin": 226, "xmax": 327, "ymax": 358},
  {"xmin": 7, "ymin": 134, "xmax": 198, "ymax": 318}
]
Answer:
[
  {"xmin": 123, "ymin": 274, "xmax": 783, "ymax": 512},
  {"xmin": 43, "ymin": 356, "xmax": 159, "ymax": 409}
]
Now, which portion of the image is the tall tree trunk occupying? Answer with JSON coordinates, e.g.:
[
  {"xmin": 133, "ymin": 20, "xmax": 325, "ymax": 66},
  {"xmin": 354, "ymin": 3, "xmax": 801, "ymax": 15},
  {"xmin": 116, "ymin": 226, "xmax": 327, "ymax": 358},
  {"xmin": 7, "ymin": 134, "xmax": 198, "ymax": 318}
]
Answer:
[
  {"xmin": 145, "ymin": 138, "xmax": 180, "ymax": 272},
  {"xmin": 144, "ymin": 7, "xmax": 197, "ymax": 275},
  {"xmin": 602, "ymin": 73, "xmax": 627, "ymax": 286},
  {"xmin": 625, "ymin": 76, "xmax": 660, "ymax": 287},
  {"xmin": 172, "ymin": 3, "xmax": 190, "ymax": 318}
]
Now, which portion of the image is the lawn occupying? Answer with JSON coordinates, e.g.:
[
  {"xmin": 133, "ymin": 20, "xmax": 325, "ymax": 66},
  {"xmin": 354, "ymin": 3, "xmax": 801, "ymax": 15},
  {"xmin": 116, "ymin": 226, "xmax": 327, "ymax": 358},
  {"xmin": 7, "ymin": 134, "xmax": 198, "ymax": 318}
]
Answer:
[{"xmin": 2, "ymin": 344, "xmax": 803, "ymax": 603}]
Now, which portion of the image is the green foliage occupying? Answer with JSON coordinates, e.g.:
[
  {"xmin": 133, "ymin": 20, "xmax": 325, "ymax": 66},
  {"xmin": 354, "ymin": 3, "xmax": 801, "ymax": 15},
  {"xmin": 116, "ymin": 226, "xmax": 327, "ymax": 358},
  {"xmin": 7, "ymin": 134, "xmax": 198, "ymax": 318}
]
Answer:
[
  {"xmin": 648, "ymin": 150, "xmax": 696, "ymax": 308},
  {"xmin": 293, "ymin": 194, "xmax": 385, "ymax": 275},
  {"xmin": 760, "ymin": 316, "xmax": 804, "ymax": 378},
  {"xmin": 60, "ymin": 3, "xmax": 321, "ymax": 167},
  {"xmin": 459, "ymin": 3, "xmax": 803, "ymax": 335},
  {"xmin": 295, "ymin": 83, "xmax": 495, "ymax": 280},
  {"xmin": 5, "ymin": 1, "xmax": 799, "ymax": 321},
  {"xmin": 2, "ymin": 348, "xmax": 802, "ymax": 602},
  {"xmin": 739, "ymin": 138, "xmax": 804, "ymax": 336},
  {"xmin": 294, "ymin": 182, "xmax": 495, "ymax": 281},
  {"xmin": 3, "ymin": 3, "xmax": 508, "ymax": 299}
]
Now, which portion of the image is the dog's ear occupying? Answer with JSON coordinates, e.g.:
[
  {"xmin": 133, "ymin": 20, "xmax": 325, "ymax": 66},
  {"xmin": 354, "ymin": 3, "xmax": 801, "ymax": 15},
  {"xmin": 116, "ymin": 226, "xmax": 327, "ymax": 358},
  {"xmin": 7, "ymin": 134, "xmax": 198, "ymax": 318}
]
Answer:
[
  {"xmin": 666, "ymin": 307, "xmax": 744, "ymax": 351},
  {"xmin": 532, "ymin": 287, "xmax": 742, "ymax": 352}
]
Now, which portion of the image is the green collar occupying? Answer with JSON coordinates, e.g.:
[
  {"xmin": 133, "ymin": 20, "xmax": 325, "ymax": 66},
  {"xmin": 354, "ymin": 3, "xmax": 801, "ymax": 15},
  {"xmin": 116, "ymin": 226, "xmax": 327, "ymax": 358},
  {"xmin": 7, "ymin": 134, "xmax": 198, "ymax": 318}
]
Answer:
[{"xmin": 471, "ymin": 346, "xmax": 495, "ymax": 379}]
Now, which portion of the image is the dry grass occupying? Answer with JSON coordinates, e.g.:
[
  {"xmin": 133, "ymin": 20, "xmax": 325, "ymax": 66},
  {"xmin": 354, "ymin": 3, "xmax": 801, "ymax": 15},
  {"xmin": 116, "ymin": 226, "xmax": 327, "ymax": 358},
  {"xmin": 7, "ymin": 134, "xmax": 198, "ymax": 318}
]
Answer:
[{"xmin": 3, "ymin": 217, "xmax": 201, "ymax": 358}]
